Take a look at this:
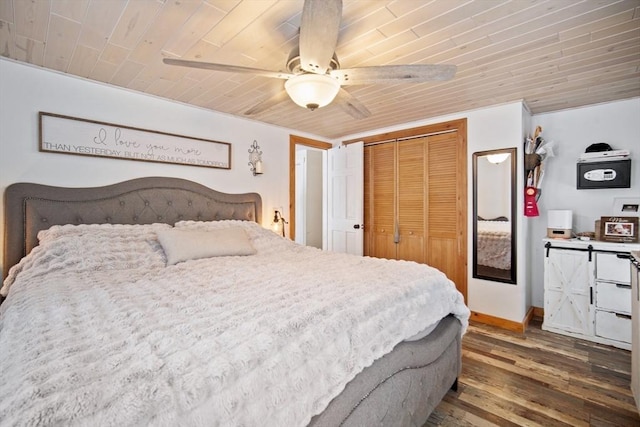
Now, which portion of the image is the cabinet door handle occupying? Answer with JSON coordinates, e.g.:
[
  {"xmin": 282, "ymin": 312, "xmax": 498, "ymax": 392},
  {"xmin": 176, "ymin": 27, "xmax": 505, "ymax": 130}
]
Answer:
[
  {"xmin": 616, "ymin": 253, "xmax": 630, "ymax": 259},
  {"xmin": 615, "ymin": 313, "xmax": 632, "ymax": 320},
  {"xmin": 615, "ymin": 283, "xmax": 631, "ymax": 289}
]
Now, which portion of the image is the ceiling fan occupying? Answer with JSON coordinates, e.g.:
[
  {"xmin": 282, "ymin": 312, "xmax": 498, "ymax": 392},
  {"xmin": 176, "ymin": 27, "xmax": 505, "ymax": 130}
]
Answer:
[{"xmin": 163, "ymin": 0, "xmax": 456, "ymax": 119}]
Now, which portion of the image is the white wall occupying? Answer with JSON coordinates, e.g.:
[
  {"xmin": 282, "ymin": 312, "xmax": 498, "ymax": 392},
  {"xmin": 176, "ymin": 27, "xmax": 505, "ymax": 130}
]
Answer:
[
  {"xmin": 530, "ymin": 98, "xmax": 640, "ymax": 307},
  {"xmin": 522, "ymin": 106, "xmax": 533, "ymax": 311},
  {"xmin": 467, "ymin": 103, "xmax": 529, "ymax": 323},
  {"xmin": 338, "ymin": 101, "xmax": 530, "ymax": 323},
  {"xmin": 0, "ymin": 58, "xmax": 325, "ymax": 276}
]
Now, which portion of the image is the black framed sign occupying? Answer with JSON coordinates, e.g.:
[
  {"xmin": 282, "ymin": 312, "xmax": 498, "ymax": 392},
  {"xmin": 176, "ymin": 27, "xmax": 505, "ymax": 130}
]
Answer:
[{"xmin": 39, "ymin": 112, "xmax": 231, "ymax": 169}]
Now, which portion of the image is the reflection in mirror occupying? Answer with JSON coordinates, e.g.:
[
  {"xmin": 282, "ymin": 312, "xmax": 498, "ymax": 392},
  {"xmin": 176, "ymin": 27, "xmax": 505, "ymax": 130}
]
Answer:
[
  {"xmin": 295, "ymin": 148, "xmax": 324, "ymax": 248},
  {"xmin": 473, "ymin": 148, "xmax": 517, "ymax": 284},
  {"xmin": 289, "ymin": 135, "xmax": 332, "ymax": 247}
]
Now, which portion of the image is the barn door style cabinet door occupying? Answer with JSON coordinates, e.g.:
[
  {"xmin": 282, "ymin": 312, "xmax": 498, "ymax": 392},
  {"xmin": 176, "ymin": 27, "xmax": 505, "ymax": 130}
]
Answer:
[
  {"xmin": 543, "ymin": 244, "xmax": 595, "ymax": 337},
  {"xmin": 543, "ymin": 239, "xmax": 640, "ymax": 351}
]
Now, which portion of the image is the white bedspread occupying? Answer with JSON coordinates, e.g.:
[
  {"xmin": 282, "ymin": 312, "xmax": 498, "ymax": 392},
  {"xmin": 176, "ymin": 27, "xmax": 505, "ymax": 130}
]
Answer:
[
  {"xmin": 0, "ymin": 221, "xmax": 469, "ymax": 427},
  {"xmin": 477, "ymin": 221, "xmax": 511, "ymax": 270}
]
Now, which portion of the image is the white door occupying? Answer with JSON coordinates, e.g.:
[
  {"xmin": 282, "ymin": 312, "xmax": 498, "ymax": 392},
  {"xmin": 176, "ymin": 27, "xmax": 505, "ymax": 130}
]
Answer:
[
  {"xmin": 544, "ymin": 248, "xmax": 594, "ymax": 336},
  {"xmin": 327, "ymin": 142, "xmax": 364, "ymax": 255}
]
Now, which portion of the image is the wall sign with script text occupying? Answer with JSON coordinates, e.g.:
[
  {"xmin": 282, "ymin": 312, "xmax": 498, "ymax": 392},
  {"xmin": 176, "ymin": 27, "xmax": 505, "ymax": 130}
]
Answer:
[{"xmin": 39, "ymin": 112, "xmax": 231, "ymax": 169}]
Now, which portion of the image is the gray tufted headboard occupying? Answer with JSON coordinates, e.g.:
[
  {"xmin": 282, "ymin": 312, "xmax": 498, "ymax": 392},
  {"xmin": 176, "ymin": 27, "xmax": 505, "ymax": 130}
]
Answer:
[{"xmin": 3, "ymin": 177, "xmax": 262, "ymax": 279}]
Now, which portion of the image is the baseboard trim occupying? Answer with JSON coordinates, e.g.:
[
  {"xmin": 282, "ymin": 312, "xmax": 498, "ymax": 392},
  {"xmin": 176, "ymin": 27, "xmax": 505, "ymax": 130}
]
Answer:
[
  {"xmin": 470, "ymin": 306, "xmax": 540, "ymax": 334},
  {"xmin": 532, "ymin": 306, "xmax": 544, "ymax": 320}
]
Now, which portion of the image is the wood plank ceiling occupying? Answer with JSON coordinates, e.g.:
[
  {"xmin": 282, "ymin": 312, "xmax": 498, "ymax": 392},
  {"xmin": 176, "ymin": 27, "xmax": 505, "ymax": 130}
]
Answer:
[{"xmin": 1, "ymin": 0, "xmax": 639, "ymax": 139}]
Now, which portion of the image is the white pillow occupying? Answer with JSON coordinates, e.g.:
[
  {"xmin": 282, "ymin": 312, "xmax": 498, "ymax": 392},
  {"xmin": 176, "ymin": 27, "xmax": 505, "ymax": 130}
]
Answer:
[
  {"xmin": 37, "ymin": 223, "xmax": 170, "ymax": 271},
  {"xmin": 157, "ymin": 227, "xmax": 256, "ymax": 265}
]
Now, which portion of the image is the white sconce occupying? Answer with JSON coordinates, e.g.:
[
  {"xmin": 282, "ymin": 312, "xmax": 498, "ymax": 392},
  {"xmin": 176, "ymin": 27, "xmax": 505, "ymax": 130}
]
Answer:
[{"xmin": 248, "ymin": 140, "xmax": 263, "ymax": 176}]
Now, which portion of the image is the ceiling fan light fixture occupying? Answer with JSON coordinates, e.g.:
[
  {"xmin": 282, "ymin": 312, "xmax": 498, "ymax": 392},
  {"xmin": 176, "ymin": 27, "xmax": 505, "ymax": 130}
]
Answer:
[{"xmin": 284, "ymin": 74, "xmax": 340, "ymax": 110}]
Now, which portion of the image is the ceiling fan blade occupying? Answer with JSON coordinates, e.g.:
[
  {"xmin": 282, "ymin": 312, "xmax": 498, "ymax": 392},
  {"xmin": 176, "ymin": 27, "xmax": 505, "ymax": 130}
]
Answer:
[
  {"xmin": 335, "ymin": 88, "xmax": 371, "ymax": 120},
  {"xmin": 299, "ymin": 0, "xmax": 342, "ymax": 74},
  {"xmin": 244, "ymin": 90, "xmax": 291, "ymax": 116},
  {"xmin": 163, "ymin": 58, "xmax": 293, "ymax": 80},
  {"xmin": 330, "ymin": 64, "xmax": 457, "ymax": 85}
]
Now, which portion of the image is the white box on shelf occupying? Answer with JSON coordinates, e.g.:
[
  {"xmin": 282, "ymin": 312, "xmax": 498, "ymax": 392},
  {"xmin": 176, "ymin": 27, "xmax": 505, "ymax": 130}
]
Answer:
[{"xmin": 547, "ymin": 209, "xmax": 572, "ymax": 239}]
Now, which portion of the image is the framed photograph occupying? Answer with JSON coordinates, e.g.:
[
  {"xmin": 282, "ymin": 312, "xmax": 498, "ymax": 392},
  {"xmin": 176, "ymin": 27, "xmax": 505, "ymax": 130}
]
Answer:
[
  {"xmin": 39, "ymin": 112, "xmax": 231, "ymax": 169},
  {"xmin": 612, "ymin": 197, "xmax": 640, "ymax": 215},
  {"xmin": 599, "ymin": 216, "xmax": 639, "ymax": 243}
]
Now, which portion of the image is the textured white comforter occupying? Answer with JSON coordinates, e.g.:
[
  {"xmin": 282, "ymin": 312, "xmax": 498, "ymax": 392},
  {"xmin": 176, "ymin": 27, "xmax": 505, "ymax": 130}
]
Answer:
[
  {"xmin": 477, "ymin": 221, "xmax": 512, "ymax": 270},
  {"xmin": 0, "ymin": 221, "xmax": 469, "ymax": 427}
]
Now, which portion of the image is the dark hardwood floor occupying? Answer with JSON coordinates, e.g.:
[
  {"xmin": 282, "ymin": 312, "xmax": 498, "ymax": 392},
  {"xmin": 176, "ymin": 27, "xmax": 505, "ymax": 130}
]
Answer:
[{"xmin": 426, "ymin": 319, "xmax": 640, "ymax": 426}]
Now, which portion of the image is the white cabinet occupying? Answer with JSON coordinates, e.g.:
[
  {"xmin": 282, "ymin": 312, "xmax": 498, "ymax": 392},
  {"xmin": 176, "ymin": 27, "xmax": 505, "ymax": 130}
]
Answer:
[
  {"xmin": 631, "ymin": 251, "xmax": 639, "ymax": 413},
  {"xmin": 543, "ymin": 239, "xmax": 640, "ymax": 350},
  {"xmin": 594, "ymin": 252, "xmax": 633, "ymax": 344}
]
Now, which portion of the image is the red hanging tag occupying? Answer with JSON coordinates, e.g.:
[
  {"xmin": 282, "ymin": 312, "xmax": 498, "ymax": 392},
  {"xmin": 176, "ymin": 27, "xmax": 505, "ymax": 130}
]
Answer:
[{"xmin": 524, "ymin": 186, "xmax": 539, "ymax": 217}]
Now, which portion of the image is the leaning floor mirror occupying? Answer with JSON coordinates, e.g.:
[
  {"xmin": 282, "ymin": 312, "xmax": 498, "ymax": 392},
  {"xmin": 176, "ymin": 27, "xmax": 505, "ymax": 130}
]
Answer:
[{"xmin": 472, "ymin": 148, "xmax": 517, "ymax": 284}]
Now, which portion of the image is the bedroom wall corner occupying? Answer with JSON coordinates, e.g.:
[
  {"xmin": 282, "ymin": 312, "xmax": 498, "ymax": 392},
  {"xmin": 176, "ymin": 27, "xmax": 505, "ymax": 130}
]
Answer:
[
  {"xmin": 465, "ymin": 101, "xmax": 529, "ymax": 323},
  {"xmin": 522, "ymin": 103, "xmax": 533, "ymax": 312},
  {"xmin": 0, "ymin": 58, "xmax": 325, "ymax": 277},
  {"xmin": 528, "ymin": 98, "xmax": 640, "ymax": 308}
]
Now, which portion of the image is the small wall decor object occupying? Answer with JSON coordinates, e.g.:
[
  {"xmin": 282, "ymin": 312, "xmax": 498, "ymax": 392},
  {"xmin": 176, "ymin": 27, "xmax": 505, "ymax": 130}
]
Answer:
[
  {"xmin": 524, "ymin": 187, "xmax": 539, "ymax": 217},
  {"xmin": 599, "ymin": 216, "xmax": 638, "ymax": 243},
  {"xmin": 524, "ymin": 125, "xmax": 556, "ymax": 217},
  {"xmin": 612, "ymin": 197, "xmax": 640, "ymax": 215},
  {"xmin": 248, "ymin": 140, "xmax": 263, "ymax": 175}
]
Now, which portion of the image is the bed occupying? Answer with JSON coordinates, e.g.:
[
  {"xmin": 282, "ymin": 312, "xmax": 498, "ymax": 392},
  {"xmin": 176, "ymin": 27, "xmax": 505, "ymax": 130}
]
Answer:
[
  {"xmin": 0, "ymin": 177, "xmax": 469, "ymax": 426},
  {"xmin": 476, "ymin": 217, "xmax": 512, "ymax": 271}
]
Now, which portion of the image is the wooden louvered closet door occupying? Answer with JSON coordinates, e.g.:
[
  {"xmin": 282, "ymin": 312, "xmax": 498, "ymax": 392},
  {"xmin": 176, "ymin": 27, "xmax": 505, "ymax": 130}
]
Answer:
[
  {"xmin": 364, "ymin": 138, "xmax": 427, "ymax": 264},
  {"xmin": 425, "ymin": 132, "xmax": 465, "ymax": 290},
  {"xmin": 397, "ymin": 138, "xmax": 426, "ymax": 263},
  {"xmin": 363, "ymin": 131, "xmax": 465, "ymax": 293},
  {"xmin": 364, "ymin": 142, "xmax": 396, "ymax": 260}
]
